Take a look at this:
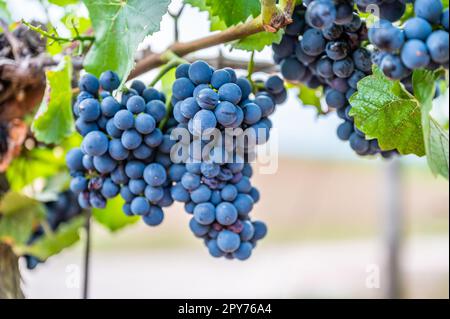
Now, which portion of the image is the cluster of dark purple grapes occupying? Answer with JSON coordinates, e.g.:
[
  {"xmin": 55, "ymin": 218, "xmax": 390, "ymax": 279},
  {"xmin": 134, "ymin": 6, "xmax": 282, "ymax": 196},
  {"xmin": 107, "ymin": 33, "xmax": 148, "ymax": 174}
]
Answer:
[
  {"xmin": 25, "ymin": 192, "xmax": 83, "ymax": 269},
  {"xmin": 273, "ymin": 1, "xmax": 397, "ymax": 157},
  {"xmin": 67, "ymin": 71, "xmax": 173, "ymax": 227},
  {"xmin": 368, "ymin": 0, "xmax": 449, "ymax": 87},
  {"xmin": 168, "ymin": 61, "xmax": 285, "ymax": 260}
]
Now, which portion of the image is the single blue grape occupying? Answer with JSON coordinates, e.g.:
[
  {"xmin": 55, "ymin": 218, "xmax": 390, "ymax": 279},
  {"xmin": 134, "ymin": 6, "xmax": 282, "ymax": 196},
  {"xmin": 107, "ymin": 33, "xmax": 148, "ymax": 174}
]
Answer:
[
  {"xmin": 192, "ymin": 110, "xmax": 217, "ymax": 136},
  {"xmin": 215, "ymin": 101, "xmax": 238, "ymax": 127},
  {"xmin": 403, "ymin": 17, "xmax": 432, "ymax": 41},
  {"xmin": 144, "ymin": 128, "xmax": 164, "ymax": 148},
  {"xmin": 172, "ymin": 78, "xmax": 195, "ymax": 100},
  {"xmin": 349, "ymin": 132, "xmax": 370, "ymax": 154},
  {"xmin": 370, "ymin": 23, "xmax": 404, "ymax": 52},
  {"xmin": 224, "ymin": 68, "xmax": 237, "ymax": 83},
  {"xmin": 142, "ymin": 87, "xmax": 160, "ymax": 102},
  {"xmin": 337, "ymin": 120, "xmax": 354, "ymax": 141},
  {"xmin": 111, "ymin": 166, "xmax": 129, "ymax": 185},
  {"xmin": 135, "ymin": 113, "xmax": 156, "ymax": 135},
  {"xmin": 218, "ymin": 83, "xmax": 242, "ymax": 104},
  {"xmin": 143, "ymin": 163, "xmax": 167, "ymax": 187},
  {"xmin": 189, "ymin": 218, "xmax": 210, "ymax": 237},
  {"xmin": 191, "ymin": 185, "xmax": 212, "ymax": 204},
  {"xmin": 211, "ymin": 69, "xmax": 232, "ymax": 89},
  {"xmin": 114, "ymin": 109, "xmax": 134, "ymax": 131},
  {"xmin": 240, "ymin": 221, "xmax": 255, "ymax": 241},
  {"xmin": 129, "ymin": 179, "xmax": 147, "ymax": 195},
  {"xmin": 99, "ymin": 71, "xmax": 120, "ymax": 92},
  {"xmin": 171, "ymin": 183, "xmax": 191, "ymax": 202},
  {"xmin": 93, "ymin": 154, "xmax": 117, "ymax": 174},
  {"xmin": 233, "ymin": 194, "xmax": 254, "ymax": 216},
  {"xmin": 168, "ymin": 164, "xmax": 187, "ymax": 182},
  {"xmin": 380, "ymin": 54, "xmax": 411, "ymax": 80},
  {"xmin": 100, "ymin": 96, "xmax": 121, "ymax": 117},
  {"xmin": 173, "ymin": 101, "xmax": 189, "ymax": 124},
  {"xmin": 145, "ymin": 186, "xmax": 165, "ymax": 203},
  {"xmin": 181, "ymin": 172, "xmax": 201, "ymax": 191},
  {"xmin": 217, "ymin": 230, "xmax": 241, "ymax": 253},
  {"xmin": 126, "ymin": 95, "xmax": 146, "ymax": 114},
  {"xmin": 316, "ymin": 57, "xmax": 334, "ymax": 78},
  {"xmin": 443, "ymin": 9, "xmax": 449, "ymax": 31},
  {"xmin": 109, "ymin": 138, "xmax": 130, "ymax": 161},
  {"xmin": 233, "ymin": 242, "xmax": 253, "ymax": 261},
  {"xmin": 333, "ymin": 57, "xmax": 354, "ymax": 78},
  {"xmin": 79, "ymin": 73, "xmax": 99, "ymax": 95},
  {"xmin": 281, "ymin": 57, "xmax": 306, "ymax": 82},
  {"xmin": 301, "ymin": 28, "xmax": 326, "ymax": 56},
  {"xmin": 180, "ymin": 97, "xmax": 201, "ymax": 119},
  {"xmin": 89, "ymin": 192, "xmax": 106, "ymax": 209},
  {"xmin": 325, "ymin": 89, "xmax": 346, "ymax": 109},
  {"xmin": 106, "ymin": 119, "xmax": 123, "ymax": 138},
  {"xmin": 401, "ymin": 40, "xmax": 430, "ymax": 69},
  {"xmin": 130, "ymin": 80, "xmax": 146, "ymax": 95},
  {"xmin": 252, "ymin": 221, "xmax": 267, "ymax": 240},
  {"xmin": 120, "ymin": 186, "xmax": 135, "ymax": 203},
  {"xmin": 70, "ymin": 176, "xmax": 87, "ymax": 194},
  {"xmin": 197, "ymin": 88, "xmax": 219, "ymax": 110},
  {"xmin": 243, "ymin": 103, "xmax": 262, "ymax": 125},
  {"xmin": 236, "ymin": 77, "xmax": 253, "ymax": 101},
  {"xmin": 175, "ymin": 63, "xmax": 191, "ymax": 79},
  {"xmin": 221, "ymin": 185, "xmax": 238, "ymax": 202},
  {"xmin": 121, "ymin": 129, "xmax": 142, "ymax": 150},
  {"xmin": 325, "ymin": 41, "xmax": 349, "ymax": 60},
  {"xmin": 254, "ymin": 95, "xmax": 275, "ymax": 117},
  {"xmin": 426, "ymin": 30, "xmax": 449, "ymax": 64},
  {"xmin": 216, "ymin": 202, "xmax": 238, "ymax": 226},
  {"xmin": 125, "ymin": 160, "xmax": 146, "ymax": 179},
  {"xmin": 130, "ymin": 197, "xmax": 150, "ymax": 216},
  {"xmin": 188, "ymin": 60, "xmax": 213, "ymax": 85},
  {"xmin": 79, "ymin": 98, "xmax": 101, "ymax": 122},
  {"xmin": 414, "ymin": 0, "xmax": 443, "ymax": 24},
  {"xmin": 207, "ymin": 240, "xmax": 225, "ymax": 258},
  {"xmin": 66, "ymin": 148, "xmax": 85, "ymax": 172},
  {"xmin": 82, "ymin": 155, "xmax": 95, "ymax": 171},
  {"xmin": 193, "ymin": 202, "xmax": 216, "ymax": 225},
  {"xmin": 146, "ymin": 100, "xmax": 166, "ymax": 122},
  {"xmin": 82, "ymin": 131, "xmax": 109, "ymax": 157},
  {"xmin": 143, "ymin": 206, "xmax": 164, "ymax": 226},
  {"xmin": 101, "ymin": 178, "xmax": 120, "ymax": 198},
  {"xmin": 305, "ymin": 0, "xmax": 337, "ymax": 30},
  {"xmin": 352, "ymin": 48, "xmax": 372, "ymax": 73}
]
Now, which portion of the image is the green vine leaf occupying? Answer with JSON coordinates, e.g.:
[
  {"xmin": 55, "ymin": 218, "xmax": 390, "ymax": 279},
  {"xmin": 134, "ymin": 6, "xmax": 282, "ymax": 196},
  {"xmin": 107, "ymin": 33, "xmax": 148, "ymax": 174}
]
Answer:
[
  {"xmin": 82, "ymin": 0, "xmax": 171, "ymax": 81},
  {"xmin": 93, "ymin": 197, "xmax": 139, "ymax": 232},
  {"xmin": 0, "ymin": 192, "xmax": 46, "ymax": 246},
  {"xmin": 233, "ymin": 29, "xmax": 283, "ymax": 52},
  {"xmin": 32, "ymin": 56, "xmax": 74, "ymax": 144},
  {"xmin": 17, "ymin": 216, "xmax": 86, "ymax": 260},
  {"xmin": 208, "ymin": 0, "xmax": 260, "ymax": 27},
  {"xmin": 349, "ymin": 66, "xmax": 425, "ymax": 156},
  {"xmin": 413, "ymin": 69, "xmax": 449, "ymax": 179}
]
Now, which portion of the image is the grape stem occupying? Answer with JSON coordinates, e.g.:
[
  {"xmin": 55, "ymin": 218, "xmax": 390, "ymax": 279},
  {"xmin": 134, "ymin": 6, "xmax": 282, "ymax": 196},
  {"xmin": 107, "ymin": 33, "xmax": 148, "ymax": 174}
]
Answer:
[
  {"xmin": 21, "ymin": 20, "xmax": 95, "ymax": 44},
  {"xmin": 159, "ymin": 98, "xmax": 175, "ymax": 131},
  {"xmin": 129, "ymin": 0, "xmax": 295, "ymax": 80},
  {"xmin": 247, "ymin": 51, "xmax": 256, "ymax": 92},
  {"xmin": 149, "ymin": 52, "xmax": 188, "ymax": 88}
]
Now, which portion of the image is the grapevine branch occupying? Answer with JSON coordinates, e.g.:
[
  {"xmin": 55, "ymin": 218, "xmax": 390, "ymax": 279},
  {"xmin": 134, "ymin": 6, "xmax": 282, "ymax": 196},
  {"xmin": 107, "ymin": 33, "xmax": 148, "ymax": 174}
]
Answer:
[
  {"xmin": 21, "ymin": 20, "xmax": 95, "ymax": 43},
  {"xmin": 129, "ymin": 0, "xmax": 295, "ymax": 79}
]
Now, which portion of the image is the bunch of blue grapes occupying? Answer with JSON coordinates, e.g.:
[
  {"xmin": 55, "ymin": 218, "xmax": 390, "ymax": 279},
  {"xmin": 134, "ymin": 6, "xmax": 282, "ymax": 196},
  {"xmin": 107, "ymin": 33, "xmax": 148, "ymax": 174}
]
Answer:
[
  {"xmin": 272, "ymin": 1, "xmax": 397, "ymax": 157},
  {"xmin": 168, "ymin": 61, "xmax": 283, "ymax": 260},
  {"xmin": 368, "ymin": 0, "xmax": 449, "ymax": 81},
  {"xmin": 67, "ymin": 71, "xmax": 173, "ymax": 227},
  {"xmin": 25, "ymin": 192, "xmax": 83, "ymax": 269}
]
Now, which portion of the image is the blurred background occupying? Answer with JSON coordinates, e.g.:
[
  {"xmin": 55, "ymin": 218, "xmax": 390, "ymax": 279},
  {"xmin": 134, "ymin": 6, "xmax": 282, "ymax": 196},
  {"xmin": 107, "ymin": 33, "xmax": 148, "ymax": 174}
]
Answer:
[{"xmin": 6, "ymin": 0, "xmax": 448, "ymax": 299}]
